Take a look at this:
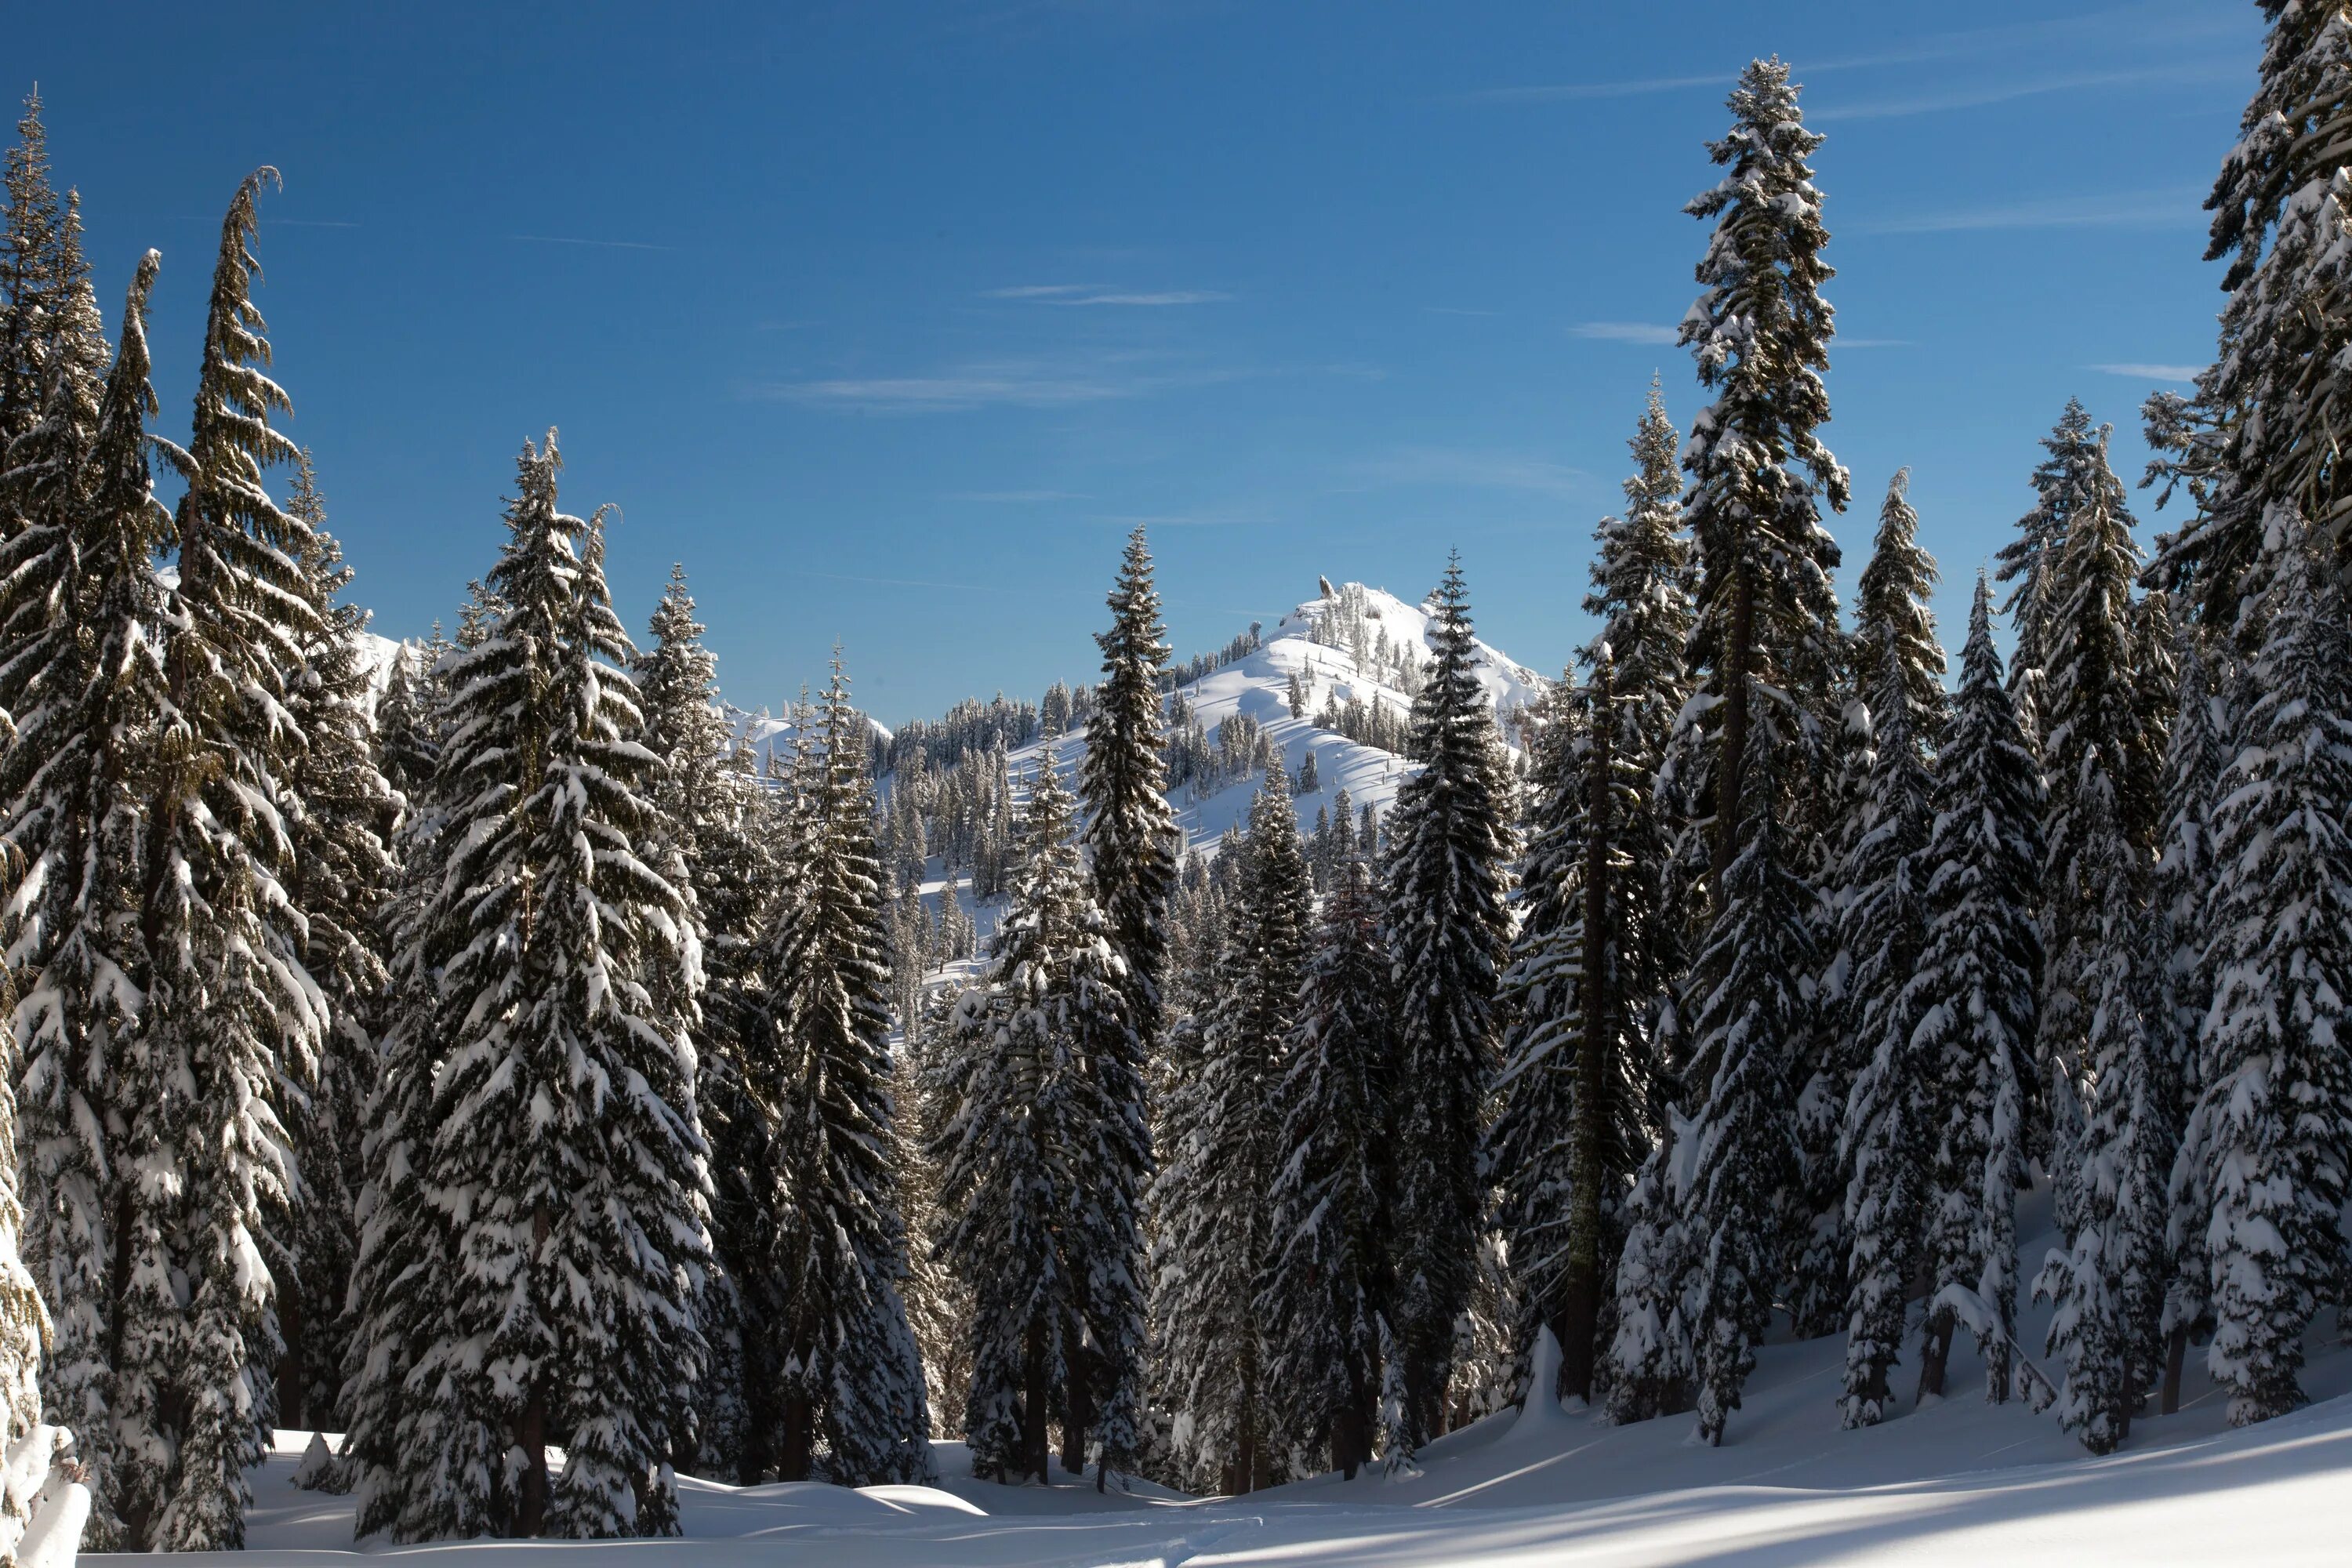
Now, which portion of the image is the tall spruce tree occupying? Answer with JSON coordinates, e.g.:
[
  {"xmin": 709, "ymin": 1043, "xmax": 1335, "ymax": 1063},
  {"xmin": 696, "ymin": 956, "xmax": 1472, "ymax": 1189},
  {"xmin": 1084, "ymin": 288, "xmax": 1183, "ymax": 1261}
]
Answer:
[
  {"xmin": 0, "ymin": 251, "xmax": 174, "ymax": 1548},
  {"xmin": 2033, "ymin": 419, "xmax": 2161, "ymax": 1102},
  {"xmin": 632, "ymin": 566, "xmax": 771, "ymax": 1480},
  {"xmin": 1152, "ymin": 766, "xmax": 1309, "ymax": 1494},
  {"xmin": 1682, "ymin": 722, "xmax": 1814, "ymax": 1446},
  {"xmin": 2150, "ymin": 631, "xmax": 2229, "ymax": 1414},
  {"xmin": 1, "ymin": 89, "xmax": 106, "ymax": 516},
  {"xmin": 1906, "ymin": 578, "xmax": 2045, "ymax": 1405},
  {"xmin": 1260, "ymin": 858, "xmax": 1391, "ymax": 1478},
  {"xmin": 1381, "ymin": 557, "xmax": 1514, "ymax": 1446},
  {"xmin": 753, "ymin": 654, "xmax": 932, "ymax": 1485},
  {"xmin": 931, "ymin": 761, "xmax": 1133, "ymax": 1485},
  {"xmin": 1666, "ymin": 56, "xmax": 1846, "ymax": 1443},
  {"xmin": 1998, "ymin": 401, "xmax": 2104, "ymax": 744},
  {"xmin": 1828, "ymin": 474, "xmax": 1945, "ymax": 1421},
  {"xmin": 2185, "ymin": 526, "xmax": 2352, "ymax": 1425},
  {"xmin": 143, "ymin": 170, "xmax": 328, "ymax": 1551},
  {"xmin": 371, "ymin": 644, "xmax": 438, "ymax": 809},
  {"xmin": 2029, "ymin": 413, "xmax": 2170, "ymax": 1456},
  {"xmin": 274, "ymin": 454, "xmax": 394, "ymax": 1435},
  {"xmin": 401, "ymin": 436, "xmax": 711, "ymax": 1538},
  {"xmin": 2147, "ymin": 2, "xmax": 2352, "ymax": 630},
  {"xmin": 1832, "ymin": 653, "xmax": 1940, "ymax": 1426},
  {"xmin": 1068, "ymin": 532, "xmax": 1165, "ymax": 1486},
  {"xmin": 1806, "ymin": 474, "xmax": 1943, "ymax": 1358},
  {"xmin": 1492, "ymin": 381, "xmax": 1690, "ymax": 1403},
  {"xmin": 1676, "ymin": 56, "xmax": 1848, "ymax": 893}
]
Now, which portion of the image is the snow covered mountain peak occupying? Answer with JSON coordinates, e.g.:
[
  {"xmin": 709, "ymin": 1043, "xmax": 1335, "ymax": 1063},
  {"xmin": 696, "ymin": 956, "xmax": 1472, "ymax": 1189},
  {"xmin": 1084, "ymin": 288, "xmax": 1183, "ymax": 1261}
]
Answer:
[{"xmin": 1020, "ymin": 575, "xmax": 1548, "ymax": 858}]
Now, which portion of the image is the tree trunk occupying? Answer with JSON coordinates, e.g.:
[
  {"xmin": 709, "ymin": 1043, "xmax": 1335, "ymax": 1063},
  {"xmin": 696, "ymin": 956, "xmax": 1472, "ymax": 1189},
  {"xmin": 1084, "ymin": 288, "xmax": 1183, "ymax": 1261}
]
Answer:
[
  {"xmin": 779, "ymin": 1388, "xmax": 814, "ymax": 1482},
  {"xmin": 1022, "ymin": 1319, "xmax": 1051, "ymax": 1484},
  {"xmin": 2160, "ymin": 1325, "xmax": 2188, "ymax": 1416},
  {"xmin": 1563, "ymin": 655, "xmax": 1615, "ymax": 1403},
  {"xmin": 1062, "ymin": 1327, "xmax": 1092, "ymax": 1474},
  {"xmin": 1916, "ymin": 1308, "xmax": 1954, "ymax": 1403},
  {"xmin": 278, "ymin": 1285, "xmax": 307, "ymax": 1433},
  {"xmin": 1331, "ymin": 1403, "xmax": 1367, "ymax": 1482},
  {"xmin": 1712, "ymin": 571, "xmax": 1756, "ymax": 889}
]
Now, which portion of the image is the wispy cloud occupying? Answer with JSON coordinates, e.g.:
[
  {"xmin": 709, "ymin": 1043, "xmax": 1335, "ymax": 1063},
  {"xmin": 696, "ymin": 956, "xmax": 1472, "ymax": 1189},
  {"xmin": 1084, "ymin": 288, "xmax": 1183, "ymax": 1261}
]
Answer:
[
  {"xmin": 982, "ymin": 283, "xmax": 1231, "ymax": 306},
  {"xmin": 510, "ymin": 233, "xmax": 673, "ymax": 252},
  {"xmin": 1811, "ymin": 62, "xmax": 2241, "ymax": 122},
  {"xmin": 1461, "ymin": 72, "xmax": 1728, "ymax": 105},
  {"xmin": 1361, "ymin": 447, "xmax": 1585, "ymax": 499},
  {"xmin": 2089, "ymin": 361, "xmax": 2201, "ymax": 382},
  {"xmin": 1848, "ymin": 186, "xmax": 2205, "ymax": 235},
  {"xmin": 1460, "ymin": 5, "xmax": 2245, "ymax": 111},
  {"xmin": 754, "ymin": 351, "xmax": 1242, "ymax": 412},
  {"xmin": 1572, "ymin": 321, "xmax": 1679, "ymax": 345},
  {"xmin": 1092, "ymin": 508, "xmax": 1266, "ymax": 528}
]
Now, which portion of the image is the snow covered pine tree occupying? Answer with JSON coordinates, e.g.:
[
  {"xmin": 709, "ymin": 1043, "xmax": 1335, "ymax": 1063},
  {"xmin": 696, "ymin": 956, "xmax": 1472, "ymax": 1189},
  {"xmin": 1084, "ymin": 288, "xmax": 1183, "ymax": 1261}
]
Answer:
[
  {"xmin": 384, "ymin": 435, "xmax": 712, "ymax": 1538},
  {"xmin": 932, "ymin": 761, "xmax": 1134, "ymax": 1486},
  {"xmin": 1905, "ymin": 578, "xmax": 2044, "ymax": 1406},
  {"xmin": 1071, "ymin": 524, "xmax": 1167, "ymax": 1485},
  {"xmin": 1492, "ymin": 380, "xmax": 1690, "ymax": 1406},
  {"xmin": 1831, "ymin": 473, "xmax": 1944, "ymax": 1428},
  {"xmin": 1666, "ymin": 56, "xmax": 1848, "ymax": 1446},
  {"xmin": 752, "ymin": 654, "xmax": 933, "ymax": 1485},
  {"xmin": 1381, "ymin": 557, "xmax": 1514, "ymax": 1456},
  {"xmin": 1154, "ymin": 766, "xmax": 1310, "ymax": 1493},
  {"xmin": 2183, "ymin": 525, "xmax": 2352, "ymax": 1426}
]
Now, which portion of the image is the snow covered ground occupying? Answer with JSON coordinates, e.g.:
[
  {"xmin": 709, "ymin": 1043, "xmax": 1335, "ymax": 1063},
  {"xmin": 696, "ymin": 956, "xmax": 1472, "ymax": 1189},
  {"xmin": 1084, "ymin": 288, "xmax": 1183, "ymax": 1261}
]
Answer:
[{"xmin": 157, "ymin": 1195, "xmax": 2352, "ymax": 1566}]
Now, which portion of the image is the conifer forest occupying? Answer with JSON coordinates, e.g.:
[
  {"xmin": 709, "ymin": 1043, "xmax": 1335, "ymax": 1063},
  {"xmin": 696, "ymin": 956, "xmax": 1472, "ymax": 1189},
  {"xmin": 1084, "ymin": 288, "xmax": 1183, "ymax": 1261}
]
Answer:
[{"xmin": 0, "ymin": 5, "xmax": 2349, "ymax": 1565}]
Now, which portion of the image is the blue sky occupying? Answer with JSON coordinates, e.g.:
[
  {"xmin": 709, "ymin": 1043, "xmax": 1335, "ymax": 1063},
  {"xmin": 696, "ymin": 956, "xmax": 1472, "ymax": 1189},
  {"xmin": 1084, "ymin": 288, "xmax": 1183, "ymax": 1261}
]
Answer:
[{"xmin": 13, "ymin": 1, "xmax": 2259, "ymax": 723}]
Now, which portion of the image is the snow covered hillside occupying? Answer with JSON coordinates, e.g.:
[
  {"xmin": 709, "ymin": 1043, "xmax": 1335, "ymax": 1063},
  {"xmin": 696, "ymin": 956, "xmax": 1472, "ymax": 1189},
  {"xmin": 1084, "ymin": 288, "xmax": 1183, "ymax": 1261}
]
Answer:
[
  {"xmin": 227, "ymin": 1196, "xmax": 2351, "ymax": 1564},
  {"xmin": 1047, "ymin": 578, "xmax": 1539, "ymax": 854}
]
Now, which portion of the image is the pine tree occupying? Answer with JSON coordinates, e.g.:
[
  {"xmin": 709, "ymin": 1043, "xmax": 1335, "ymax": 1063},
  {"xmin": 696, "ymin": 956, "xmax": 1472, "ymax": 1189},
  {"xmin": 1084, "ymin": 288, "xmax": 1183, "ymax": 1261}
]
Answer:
[
  {"xmin": 1677, "ymin": 56, "xmax": 1849, "ymax": 895},
  {"xmin": 371, "ymin": 644, "xmax": 439, "ymax": 808},
  {"xmin": 931, "ymin": 761, "xmax": 1133, "ymax": 1485},
  {"xmin": 1997, "ymin": 401, "xmax": 2104, "ymax": 743},
  {"xmin": 274, "ymin": 452, "xmax": 394, "ymax": 1434},
  {"xmin": 403, "ymin": 435, "xmax": 711, "ymax": 1537},
  {"xmin": 2147, "ymin": 3, "xmax": 2352, "ymax": 630},
  {"xmin": 1828, "ymin": 476, "xmax": 1945, "ymax": 1420},
  {"xmin": 1682, "ymin": 725, "xmax": 1814, "ymax": 1446},
  {"xmin": 1832, "ymin": 659, "xmax": 1940, "ymax": 1425},
  {"xmin": 2034, "ymin": 776, "xmax": 2167, "ymax": 1454},
  {"xmin": 1152, "ymin": 767, "xmax": 1309, "ymax": 1493},
  {"xmin": 895, "ymin": 1010, "xmax": 974, "ymax": 1443},
  {"xmin": 1, "ymin": 89, "xmax": 106, "ymax": 506},
  {"xmin": 632, "ymin": 565, "xmax": 770, "ymax": 1482},
  {"xmin": 2150, "ymin": 631, "xmax": 2228, "ymax": 1414},
  {"xmin": 1260, "ymin": 859, "xmax": 1390, "ymax": 1477},
  {"xmin": 1603, "ymin": 1109, "xmax": 1700, "ymax": 1425},
  {"xmin": 752, "ymin": 653, "xmax": 932, "ymax": 1486},
  {"xmin": 143, "ymin": 169, "xmax": 327, "ymax": 1551},
  {"xmin": 1907, "ymin": 578, "xmax": 2044, "ymax": 1405},
  {"xmin": 2028, "ymin": 409, "xmax": 2170, "ymax": 1455},
  {"xmin": 1072, "ymin": 526, "xmax": 1167, "ymax": 1482},
  {"xmin": 1381, "ymin": 557, "xmax": 1514, "ymax": 1444},
  {"xmin": 1492, "ymin": 379, "xmax": 1691, "ymax": 1403},
  {"xmin": 0, "ymin": 250, "xmax": 174, "ymax": 1548},
  {"xmin": 2034, "ymin": 418, "xmax": 2161, "ymax": 1105},
  {"xmin": 2186, "ymin": 526, "xmax": 2352, "ymax": 1425}
]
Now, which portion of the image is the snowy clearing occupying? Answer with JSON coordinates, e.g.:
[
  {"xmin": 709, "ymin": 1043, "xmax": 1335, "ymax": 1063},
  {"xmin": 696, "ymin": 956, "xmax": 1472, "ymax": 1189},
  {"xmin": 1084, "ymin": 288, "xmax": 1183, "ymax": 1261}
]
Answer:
[{"xmin": 152, "ymin": 1201, "xmax": 2352, "ymax": 1567}]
